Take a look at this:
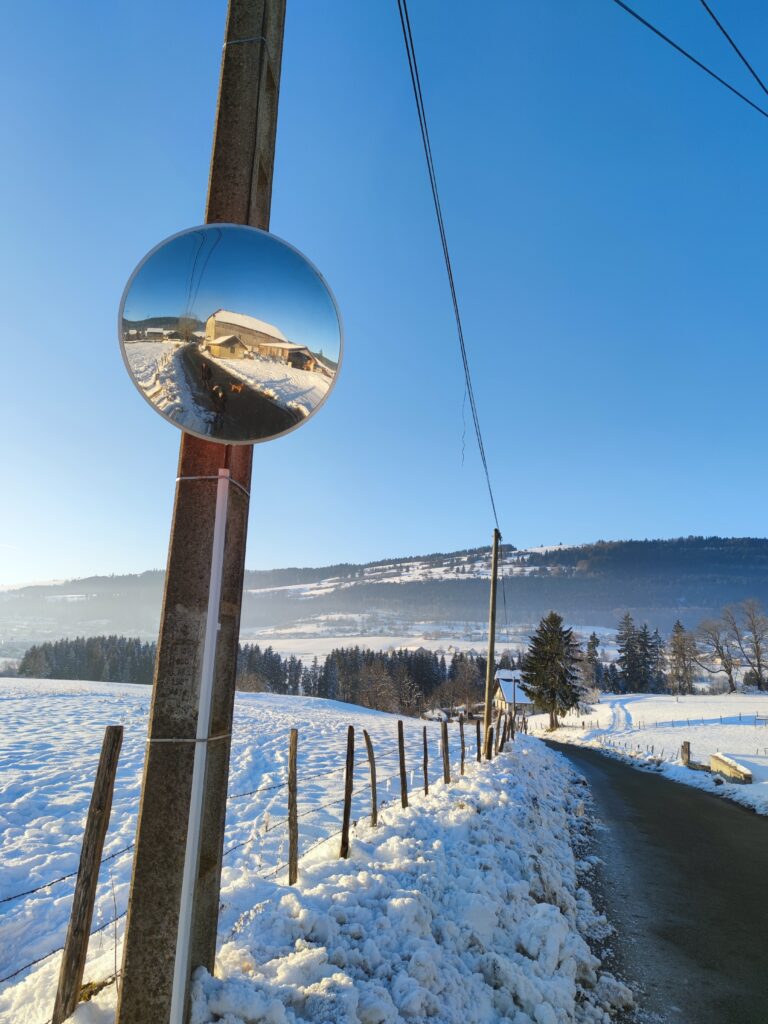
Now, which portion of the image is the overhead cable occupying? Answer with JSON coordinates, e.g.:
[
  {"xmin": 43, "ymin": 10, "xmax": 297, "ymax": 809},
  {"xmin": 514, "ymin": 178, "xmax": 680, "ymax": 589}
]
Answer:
[
  {"xmin": 697, "ymin": 0, "xmax": 768, "ymax": 99},
  {"xmin": 609, "ymin": 0, "xmax": 768, "ymax": 120},
  {"xmin": 395, "ymin": 0, "xmax": 501, "ymax": 531}
]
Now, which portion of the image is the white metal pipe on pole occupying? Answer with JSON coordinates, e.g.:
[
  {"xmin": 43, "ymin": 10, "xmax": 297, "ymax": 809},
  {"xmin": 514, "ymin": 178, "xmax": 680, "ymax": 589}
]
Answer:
[{"xmin": 169, "ymin": 468, "xmax": 230, "ymax": 1024}]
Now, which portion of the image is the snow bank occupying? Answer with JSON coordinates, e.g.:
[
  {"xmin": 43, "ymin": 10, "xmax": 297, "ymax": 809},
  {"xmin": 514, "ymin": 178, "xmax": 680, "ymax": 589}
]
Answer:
[
  {"xmin": 188, "ymin": 740, "xmax": 631, "ymax": 1024},
  {"xmin": 123, "ymin": 341, "xmax": 213, "ymax": 432},
  {"xmin": 1, "ymin": 681, "xmax": 632, "ymax": 1023},
  {"xmin": 531, "ymin": 692, "xmax": 768, "ymax": 814},
  {"xmin": 215, "ymin": 356, "xmax": 330, "ymax": 417}
]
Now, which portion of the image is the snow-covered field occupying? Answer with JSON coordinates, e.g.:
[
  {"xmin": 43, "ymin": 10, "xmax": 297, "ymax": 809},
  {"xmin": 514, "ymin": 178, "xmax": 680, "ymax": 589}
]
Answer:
[
  {"xmin": 530, "ymin": 692, "xmax": 768, "ymax": 814},
  {"xmin": 216, "ymin": 355, "xmax": 331, "ymax": 417},
  {"xmin": 1, "ymin": 679, "xmax": 632, "ymax": 1024}
]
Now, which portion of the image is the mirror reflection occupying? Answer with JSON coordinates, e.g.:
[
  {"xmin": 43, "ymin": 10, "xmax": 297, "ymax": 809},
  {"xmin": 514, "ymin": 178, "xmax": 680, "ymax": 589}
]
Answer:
[{"xmin": 119, "ymin": 225, "xmax": 342, "ymax": 443}]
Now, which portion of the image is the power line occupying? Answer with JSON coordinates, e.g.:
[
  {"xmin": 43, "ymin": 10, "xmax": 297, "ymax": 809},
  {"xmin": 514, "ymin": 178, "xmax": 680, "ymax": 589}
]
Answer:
[
  {"xmin": 609, "ymin": 0, "xmax": 768, "ymax": 120},
  {"xmin": 697, "ymin": 0, "xmax": 768, "ymax": 99},
  {"xmin": 395, "ymin": 0, "xmax": 501, "ymax": 531}
]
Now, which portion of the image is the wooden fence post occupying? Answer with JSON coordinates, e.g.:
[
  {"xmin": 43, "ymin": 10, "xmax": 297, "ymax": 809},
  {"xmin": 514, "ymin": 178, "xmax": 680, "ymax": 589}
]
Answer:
[
  {"xmin": 422, "ymin": 726, "xmax": 429, "ymax": 796},
  {"xmin": 681, "ymin": 741, "xmax": 691, "ymax": 766},
  {"xmin": 459, "ymin": 716, "xmax": 465, "ymax": 776},
  {"xmin": 288, "ymin": 728, "xmax": 298, "ymax": 884},
  {"xmin": 496, "ymin": 714, "xmax": 505, "ymax": 754},
  {"xmin": 487, "ymin": 726, "xmax": 494, "ymax": 761},
  {"xmin": 441, "ymin": 720, "xmax": 451, "ymax": 784},
  {"xmin": 476, "ymin": 719, "xmax": 481, "ymax": 762},
  {"xmin": 52, "ymin": 725, "xmax": 123, "ymax": 1024},
  {"xmin": 362, "ymin": 729, "xmax": 377, "ymax": 826},
  {"xmin": 398, "ymin": 720, "xmax": 408, "ymax": 809},
  {"xmin": 339, "ymin": 726, "xmax": 355, "ymax": 859}
]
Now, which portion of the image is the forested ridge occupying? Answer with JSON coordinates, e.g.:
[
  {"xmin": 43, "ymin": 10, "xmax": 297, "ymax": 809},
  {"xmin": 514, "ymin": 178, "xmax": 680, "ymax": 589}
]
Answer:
[{"xmin": 4, "ymin": 537, "xmax": 768, "ymax": 647}]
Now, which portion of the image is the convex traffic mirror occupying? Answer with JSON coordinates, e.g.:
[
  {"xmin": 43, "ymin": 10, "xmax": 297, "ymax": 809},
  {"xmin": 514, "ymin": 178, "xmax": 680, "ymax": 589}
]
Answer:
[{"xmin": 119, "ymin": 224, "xmax": 342, "ymax": 444}]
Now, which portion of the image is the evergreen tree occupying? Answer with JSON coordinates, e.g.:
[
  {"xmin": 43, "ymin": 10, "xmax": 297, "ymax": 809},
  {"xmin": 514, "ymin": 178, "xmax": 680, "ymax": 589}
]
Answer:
[
  {"xmin": 498, "ymin": 651, "xmax": 514, "ymax": 670},
  {"xmin": 616, "ymin": 613, "xmax": 642, "ymax": 692},
  {"xmin": 603, "ymin": 662, "xmax": 621, "ymax": 692},
  {"xmin": 585, "ymin": 632, "xmax": 604, "ymax": 690},
  {"xmin": 521, "ymin": 611, "xmax": 582, "ymax": 730},
  {"xmin": 636, "ymin": 624, "xmax": 653, "ymax": 692},
  {"xmin": 668, "ymin": 620, "xmax": 696, "ymax": 695},
  {"xmin": 318, "ymin": 655, "xmax": 339, "ymax": 700},
  {"xmin": 649, "ymin": 629, "xmax": 667, "ymax": 691}
]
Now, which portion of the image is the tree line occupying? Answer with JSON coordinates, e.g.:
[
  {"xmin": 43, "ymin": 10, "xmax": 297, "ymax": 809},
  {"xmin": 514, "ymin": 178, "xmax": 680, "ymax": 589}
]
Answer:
[
  {"xmin": 513, "ymin": 599, "xmax": 768, "ymax": 734},
  {"xmin": 16, "ymin": 636, "xmax": 497, "ymax": 716},
  {"xmin": 16, "ymin": 596, "xmax": 767, "ymax": 726},
  {"xmin": 221, "ymin": 643, "xmax": 499, "ymax": 716},
  {"xmin": 584, "ymin": 598, "xmax": 768, "ymax": 695},
  {"xmin": 17, "ymin": 635, "xmax": 158, "ymax": 685}
]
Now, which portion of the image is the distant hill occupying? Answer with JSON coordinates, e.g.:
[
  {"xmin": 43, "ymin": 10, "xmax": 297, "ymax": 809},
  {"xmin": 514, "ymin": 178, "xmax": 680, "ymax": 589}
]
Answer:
[
  {"xmin": 122, "ymin": 316, "xmax": 204, "ymax": 331},
  {"xmin": 3, "ymin": 537, "xmax": 768, "ymax": 656}
]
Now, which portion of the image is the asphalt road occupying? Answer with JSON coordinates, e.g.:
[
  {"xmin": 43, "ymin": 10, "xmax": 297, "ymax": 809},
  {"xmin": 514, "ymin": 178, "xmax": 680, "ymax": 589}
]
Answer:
[
  {"xmin": 179, "ymin": 345, "xmax": 302, "ymax": 441},
  {"xmin": 547, "ymin": 741, "xmax": 768, "ymax": 1024}
]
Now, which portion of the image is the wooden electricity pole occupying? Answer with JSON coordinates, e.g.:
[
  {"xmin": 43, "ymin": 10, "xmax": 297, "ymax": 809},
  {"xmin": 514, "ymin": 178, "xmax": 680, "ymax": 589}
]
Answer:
[
  {"xmin": 117, "ymin": 3, "xmax": 286, "ymax": 1022},
  {"xmin": 482, "ymin": 528, "xmax": 501, "ymax": 759}
]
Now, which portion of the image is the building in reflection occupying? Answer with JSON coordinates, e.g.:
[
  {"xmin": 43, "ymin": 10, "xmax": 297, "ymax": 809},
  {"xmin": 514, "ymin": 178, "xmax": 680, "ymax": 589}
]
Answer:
[
  {"xmin": 206, "ymin": 334, "xmax": 249, "ymax": 359},
  {"xmin": 204, "ymin": 309, "xmax": 327, "ymax": 373}
]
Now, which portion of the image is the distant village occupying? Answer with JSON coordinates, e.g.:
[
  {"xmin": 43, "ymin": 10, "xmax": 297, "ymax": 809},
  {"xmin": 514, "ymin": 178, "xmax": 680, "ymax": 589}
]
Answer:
[{"xmin": 124, "ymin": 308, "xmax": 335, "ymax": 378}]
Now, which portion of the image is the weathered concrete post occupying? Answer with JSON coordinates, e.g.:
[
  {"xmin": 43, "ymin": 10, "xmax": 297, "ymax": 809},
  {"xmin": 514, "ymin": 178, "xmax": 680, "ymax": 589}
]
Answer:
[
  {"xmin": 482, "ymin": 528, "xmax": 501, "ymax": 758},
  {"xmin": 117, "ymin": 3, "xmax": 286, "ymax": 1023}
]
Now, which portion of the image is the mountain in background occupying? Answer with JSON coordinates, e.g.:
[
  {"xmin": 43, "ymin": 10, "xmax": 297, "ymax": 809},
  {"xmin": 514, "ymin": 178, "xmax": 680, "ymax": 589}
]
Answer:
[
  {"xmin": 122, "ymin": 316, "xmax": 204, "ymax": 331},
  {"xmin": 3, "ymin": 537, "xmax": 768, "ymax": 658}
]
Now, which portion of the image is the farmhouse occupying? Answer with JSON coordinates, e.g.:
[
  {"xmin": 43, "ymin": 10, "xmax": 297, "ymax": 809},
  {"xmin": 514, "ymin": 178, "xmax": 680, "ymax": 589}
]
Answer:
[
  {"xmin": 205, "ymin": 309, "xmax": 319, "ymax": 370},
  {"xmin": 206, "ymin": 334, "xmax": 249, "ymax": 359},
  {"xmin": 258, "ymin": 339, "xmax": 318, "ymax": 372},
  {"xmin": 493, "ymin": 669, "xmax": 533, "ymax": 721}
]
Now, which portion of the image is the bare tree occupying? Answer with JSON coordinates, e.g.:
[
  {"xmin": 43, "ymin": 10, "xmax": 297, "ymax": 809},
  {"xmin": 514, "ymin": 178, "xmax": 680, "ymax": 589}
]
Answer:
[
  {"xmin": 695, "ymin": 618, "xmax": 737, "ymax": 693},
  {"xmin": 176, "ymin": 316, "xmax": 199, "ymax": 344},
  {"xmin": 723, "ymin": 600, "xmax": 768, "ymax": 691},
  {"xmin": 359, "ymin": 662, "xmax": 398, "ymax": 713},
  {"xmin": 452, "ymin": 657, "xmax": 482, "ymax": 717}
]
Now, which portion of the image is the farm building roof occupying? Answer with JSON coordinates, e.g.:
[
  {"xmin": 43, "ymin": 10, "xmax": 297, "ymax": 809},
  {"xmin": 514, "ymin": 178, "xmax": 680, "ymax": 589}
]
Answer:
[
  {"xmin": 210, "ymin": 309, "xmax": 288, "ymax": 341},
  {"xmin": 258, "ymin": 340, "xmax": 309, "ymax": 352},
  {"xmin": 210, "ymin": 334, "xmax": 243, "ymax": 346}
]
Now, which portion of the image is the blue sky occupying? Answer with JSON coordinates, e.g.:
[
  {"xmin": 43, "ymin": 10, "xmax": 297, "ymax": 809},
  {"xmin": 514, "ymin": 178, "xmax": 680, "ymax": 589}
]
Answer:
[
  {"xmin": 122, "ymin": 225, "xmax": 341, "ymax": 357},
  {"xmin": 2, "ymin": 0, "xmax": 768, "ymax": 583}
]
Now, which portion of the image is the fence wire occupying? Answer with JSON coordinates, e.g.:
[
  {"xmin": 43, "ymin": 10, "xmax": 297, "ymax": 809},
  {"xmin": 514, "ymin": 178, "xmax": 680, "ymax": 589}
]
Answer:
[{"xmin": 1, "ymin": 718, "xmax": 489, "ymax": 997}]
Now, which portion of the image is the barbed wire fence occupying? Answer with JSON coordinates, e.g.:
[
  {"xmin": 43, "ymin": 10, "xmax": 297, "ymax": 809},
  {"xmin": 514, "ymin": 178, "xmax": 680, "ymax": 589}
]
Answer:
[{"xmin": 1, "ymin": 710, "xmax": 514, "ymax": 1024}]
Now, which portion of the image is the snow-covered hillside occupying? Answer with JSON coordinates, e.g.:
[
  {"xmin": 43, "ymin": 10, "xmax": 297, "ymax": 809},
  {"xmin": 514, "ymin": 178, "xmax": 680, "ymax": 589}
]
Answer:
[
  {"xmin": 1, "ymin": 679, "xmax": 632, "ymax": 1024},
  {"xmin": 531, "ymin": 692, "xmax": 768, "ymax": 814}
]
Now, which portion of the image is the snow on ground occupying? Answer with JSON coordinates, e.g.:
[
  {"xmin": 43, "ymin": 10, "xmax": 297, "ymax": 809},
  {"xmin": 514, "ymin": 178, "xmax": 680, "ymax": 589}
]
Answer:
[
  {"xmin": 123, "ymin": 341, "xmax": 213, "ymax": 432},
  {"xmin": 216, "ymin": 356, "xmax": 330, "ymax": 417},
  {"xmin": 1, "ymin": 678, "xmax": 632, "ymax": 1024},
  {"xmin": 529, "ymin": 692, "xmax": 768, "ymax": 814}
]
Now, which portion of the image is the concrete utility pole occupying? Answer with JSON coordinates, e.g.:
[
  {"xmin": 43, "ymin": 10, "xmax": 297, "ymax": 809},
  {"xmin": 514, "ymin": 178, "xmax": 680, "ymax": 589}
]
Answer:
[
  {"xmin": 482, "ymin": 528, "xmax": 501, "ymax": 759},
  {"xmin": 117, "ymin": 3, "xmax": 286, "ymax": 1022}
]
